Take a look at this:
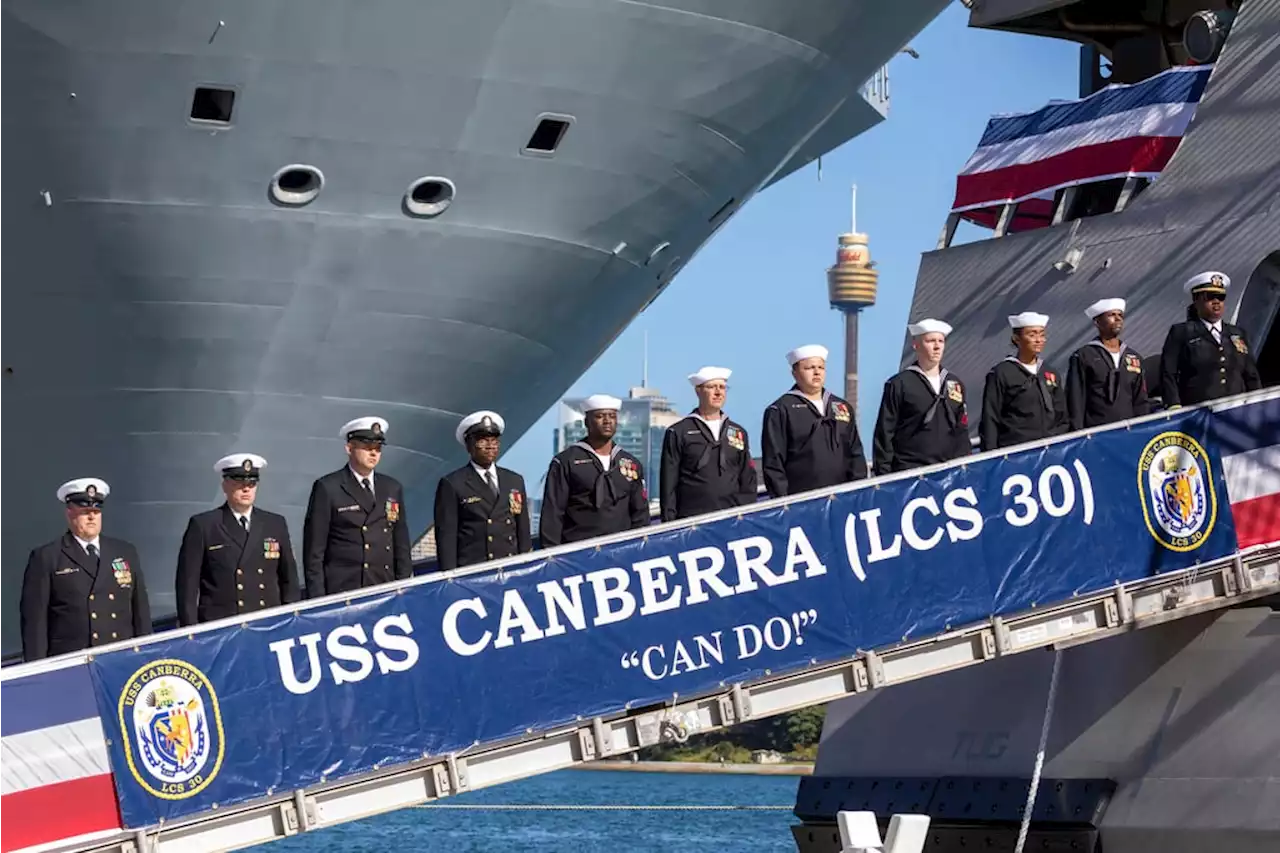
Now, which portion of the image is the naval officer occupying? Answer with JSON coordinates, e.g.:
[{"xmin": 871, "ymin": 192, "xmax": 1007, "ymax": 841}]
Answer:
[
  {"xmin": 1066, "ymin": 298, "xmax": 1150, "ymax": 430},
  {"xmin": 872, "ymin": 319, "xmax": 972, "ymax": 475},
  {"xmin": 433, "ymin": 410, "xmax": 533, "ymax": 571},
  {"xmin": 539, "ymin": 394, "xmax": 650, "ymax": 546},
  {"xmin": 979, "ymin": 312, "xmax": 1068, "ymax": 451},
  {"xmin": 20, "ymin": 479, "xmax": 152, "ymax": 661},
  {"xmin": 659, "ymin": 366, "xmax": 758, "ymax": 522},
  {"xmin": 760, "ymin": 344, "xmax": 868, "ymax": 498},
  {"xmin": 1159, "ymin": 271, "xmax": 1261, "ymax": 407},
  {"xmin": 175, "ymin": 454, "xmax": 300, "ymax": 626},
  {"xmin": 303, "ymin": 417, "xmax": 412, "ymax": 598}
]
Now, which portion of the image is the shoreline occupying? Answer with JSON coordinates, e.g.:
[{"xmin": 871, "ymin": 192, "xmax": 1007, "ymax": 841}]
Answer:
[{"xmin": 573, "ymin": 760, "xmax": 813, "ymax": 776}]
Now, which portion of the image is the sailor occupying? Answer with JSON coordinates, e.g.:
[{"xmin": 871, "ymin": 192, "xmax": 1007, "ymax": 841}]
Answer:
[
  {"xmin": 302, "ymin": 417, "xmax": 412, "ymax": 598},
  {"xmin": 872, "ymin": 319, "xmax": 971, "ymax": 475},
  {"xmin": 659, "ymin": 367, "xmax": 758, "ymax": 522},
  {"xmin": 175, "ymin": 454, "xmax": 300, "ymax": 626},
  {"xmin": 1159, "ymin": 271, "xmax": 1261, "ymax": 408},
  {"xmin": 19, "ymin": 479, "xmax": 151, "ymax": 661},
  {"xmin": 539, "ymin": 394, "xmax": 650, "ymax": 546},
  {"xmin": 1066, "ymin": 298, "xmax": 1150, "ymax": 430},
  {"xmin": 979, "ymin": 312, "xmax": 1068, "ymax": 451},
  {"xmin": 761, "ymin": 344, "xmax": 868, "ymax": 498},
  {"xmin": 433, "ymin": 411, "xmax": 532, "ymax": 571}
]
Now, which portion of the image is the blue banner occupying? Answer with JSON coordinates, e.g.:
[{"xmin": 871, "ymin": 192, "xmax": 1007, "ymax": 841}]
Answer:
[{"xmin": 88, "ymin": 408, "xmax": 1237, "ymax": 827}]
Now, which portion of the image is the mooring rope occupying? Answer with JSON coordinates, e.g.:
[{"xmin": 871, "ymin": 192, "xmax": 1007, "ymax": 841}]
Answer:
[{"xmin": 1014, "ymin": 648, "xmax": 1063, "ymax": 853}]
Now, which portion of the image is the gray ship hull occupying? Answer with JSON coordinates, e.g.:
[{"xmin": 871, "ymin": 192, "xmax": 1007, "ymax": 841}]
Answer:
[{"xmin": 0, "ymin": 0, "xmax": 950, "ymax": 652}]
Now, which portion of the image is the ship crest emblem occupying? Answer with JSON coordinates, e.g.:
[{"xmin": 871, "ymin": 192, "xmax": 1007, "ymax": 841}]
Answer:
[
  {"xmin": 1138, "ymin": 432, "xmax": 1217, "ymax": 552},
  {"xmin": 119, "ymin": 659, "xmax": 224, "ymax": 800}
]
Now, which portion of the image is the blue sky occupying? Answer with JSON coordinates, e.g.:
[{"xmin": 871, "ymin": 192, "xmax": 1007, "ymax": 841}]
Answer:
[{"xmin": 501, "ymin": 6, "xmax": 1081, "ymax": 487}]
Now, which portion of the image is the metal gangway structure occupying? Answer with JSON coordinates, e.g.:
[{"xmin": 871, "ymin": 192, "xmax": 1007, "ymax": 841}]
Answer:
[{"xmin": 2, "ymin": 388, "xmax": 1277, "ymax": 853}]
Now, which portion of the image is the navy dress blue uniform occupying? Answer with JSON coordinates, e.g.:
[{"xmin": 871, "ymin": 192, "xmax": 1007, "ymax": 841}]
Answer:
[
  {"xmin": 761, "ymin": 389, "xmax": 867, "ymax": 498},
  {"xmin": 1066, "ymin": 342, "xmax": 1150, "ymax": 430},
  {"xmin": 176, "ymin": 505, "xmax": 300, "ymax": 625},
  {"xmin": 659, "ymin": 414, "xmax": 757, "ymax": 521},
  {"xmin": 20, "ymin": 480, "xmax": 151, "ymax": 661},
  {"xmin": 434, "ymin": 465, "xmax": 532, "ymax": 570},
  {"xmin": 979, "ymin": 358, "xmax": 1068, "ymax": 451},
  {"xmin": 872, "ymin": 367, "xmax": 972, "ymax": 475},
  {"xmin": 1160, "ymin": 271, "xmax": 1262, "ymax": 407},
  {"xmin": 303, "ymin": 467, "xmax": 412, "ymax": 597},
  {"xmin": 540, "ymin": 443, "xmax": 650, "ymax": 546}
]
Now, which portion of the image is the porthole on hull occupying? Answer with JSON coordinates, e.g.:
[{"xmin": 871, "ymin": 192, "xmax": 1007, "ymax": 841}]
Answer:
[
  {"xmin": 404, "ymin": 177, "xmax": 456, "ymax": 217},
  {"xmin": 270, "ymin": 165, "xmax": 324, "ymax": 206}
]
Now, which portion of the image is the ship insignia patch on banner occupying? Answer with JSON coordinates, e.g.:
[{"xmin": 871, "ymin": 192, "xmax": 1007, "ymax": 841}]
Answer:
[
  {"xmin": 112, "ymin": 557, "xmax": 132, "ymax": 587},
  {"xmin": 1137, "ymin": 431, "xmax": 1217, "ymax": 552},
  {"xmin": 386, "ymin": 499, "xmax": 400, "ymax": 523},
  {"xmin": 263, "ymin": 538, "xmax": 280, "ymax": 560},
  {"xmin": 119, "ymin": 659, "xmax": 224, "ymax": 800}
]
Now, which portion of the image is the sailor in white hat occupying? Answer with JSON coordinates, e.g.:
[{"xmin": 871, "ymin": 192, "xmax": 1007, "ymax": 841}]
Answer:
[
  {"xmin": 761, "ymin": 344, "xmax": 867, "ymax": 498},
  {"xmin": 1159, "ymin": 271, "xmax": 1260, "ymax": 407},
  {"xmin": 175, "ymin": 454, "xmax": 300, "ymax": 626},
  {"xmin": 658, "ymin": 367, "xmax": 758, "ymax": 522},
  {"xmin": 978, "ymin": 312, "xmax": 1068, "ymax": 451},
  {"xmin": 433, "ymin": 411, "xmax": 532, "ymax": 571},
  {"xmin": 20, "ymin": 478, "xmax": 152, "ymax": 660},
  {"xmin": 1065, "ymin": 299, "xmax": 1150, "ymax": 430},
  {"xmin": 872, "ymin": 320, "xmax": 971, "ymax": 475},
  {"xmin": 301, "ymin": 416, "xmax": 411, "ymax": 599},
  {"xmin": 540, "ymin": 394, "xmax": 649, "ymax": 546}
]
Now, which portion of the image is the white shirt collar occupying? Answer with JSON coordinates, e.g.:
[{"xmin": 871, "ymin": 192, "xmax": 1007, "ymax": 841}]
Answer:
[
  {"xmin": 231, "ymin": 506, "xmax": 253, "ymax": 525},
  {"xmin": 1203, "ymin": 319, "xmax": 1222, "ymax": 332},
  {"xmin": 471, "ymin": 461, "xmax": 498, "ymax": 481},
  {"xmin": 73, "ymin": 534, "xmax": 101, "ymax": 553},
  {"xmin": 349, "ymin": 466, "xmax": 375, "ymax": 489}
]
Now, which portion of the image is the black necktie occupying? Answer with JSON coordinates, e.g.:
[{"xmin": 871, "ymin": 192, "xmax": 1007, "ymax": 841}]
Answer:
[
  {"xmin": 361, "ymin": 477, "xmax": 372, "ymax": 494},
  {"xmin": 86, "ymin": 543, "xmax": 99, "ymax": 567},
  {"xmin": 239, "ymin": 515, "xmax": 249, "ymax": 531},
  {"xmin": 485, "ymin": 471, "xmax": 498, "ymax": 496}
]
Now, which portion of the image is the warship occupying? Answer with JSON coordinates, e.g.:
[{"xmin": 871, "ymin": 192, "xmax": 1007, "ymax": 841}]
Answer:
[
  {"xmin": 0, "ymin": 0, "xmax": 952, "ymax": 653},
  {"xmin": 797, "ymin": 1, "xmax": 1280, "ymax": 851}
]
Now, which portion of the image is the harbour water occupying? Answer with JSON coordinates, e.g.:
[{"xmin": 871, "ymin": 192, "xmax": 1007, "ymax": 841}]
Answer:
[{"xmin": 277, "ymin": 769, "xmax": 802, "ymax": 852}]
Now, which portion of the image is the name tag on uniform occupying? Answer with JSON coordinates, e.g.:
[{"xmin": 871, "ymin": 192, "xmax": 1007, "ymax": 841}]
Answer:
[
  {"xmin": 686, "ymin": 430, "xmax": 701, "ymax": 436},
  {"xmin": 56, "ymin": 566, "xmax": 79, "ymax": 575},
  {"xmin": 207, "ymin": 544, "xmax": 225, "ymax": 551},
  {"xmin": 337, "ymin": 504, "xmax": 361, "ymax": 512},
  {"xmin": 572, "ymin": 458, "xmax": 593, "ymax": 464},
  {"xmin": 463, "ymin": 495, "xmax": 483, "ymax": 504}
]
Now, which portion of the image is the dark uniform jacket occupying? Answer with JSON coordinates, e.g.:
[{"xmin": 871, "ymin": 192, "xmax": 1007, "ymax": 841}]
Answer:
[
  {"xmin": 872, "ymin": 366, "xmax": 972, "ymax": 475},
  {"xmin": 1159, "ymin": 318, "xmax": 1261, "ymax": 407},
  {"xmin": 659, "ymin": 413, "xmax": 758, "ymax": 522},
  {"xmin": 540, "ymin": 442, "xmax": 649, "ymax": 547},
  {"xmin": 20, "ymin": 533, "xmax": 151, "ymax": 660},
  {"xmin": 1066, "ymin": 341, "xmax": 1150, "ymax": 430},
  {"xmin": 175, "ymin": 504, "xmax": 300, "ymax": 626},
  {"xmin": 433, "ymin": 464, "xmax": 532, "ymax": 571},
  {"xmin": 761, "ymin": 388, "xmax": 868, "ymax": 498},
  {"xmin": 979, "ymin": 358, "xmax": 1068, "ymax": 451},
  {"xmin": 303, "ymin": 467, "xmax": 412, "ymax": 598}
]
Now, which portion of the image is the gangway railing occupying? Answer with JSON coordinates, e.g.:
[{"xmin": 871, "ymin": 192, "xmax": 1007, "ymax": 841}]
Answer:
[{"xmin": 3, "ymin": 388, "xmax": 1277, "ymax": 853}]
